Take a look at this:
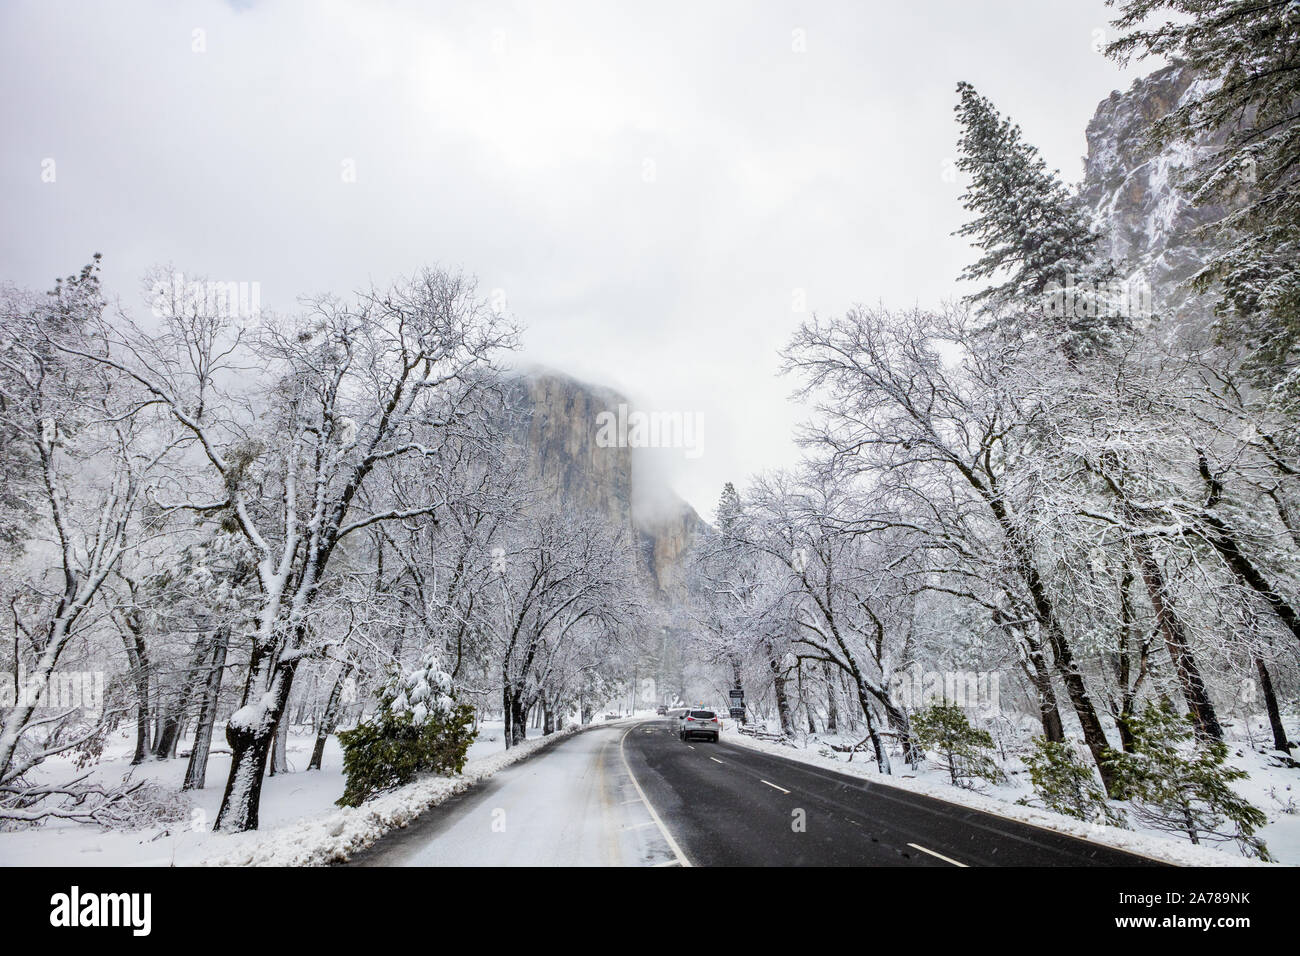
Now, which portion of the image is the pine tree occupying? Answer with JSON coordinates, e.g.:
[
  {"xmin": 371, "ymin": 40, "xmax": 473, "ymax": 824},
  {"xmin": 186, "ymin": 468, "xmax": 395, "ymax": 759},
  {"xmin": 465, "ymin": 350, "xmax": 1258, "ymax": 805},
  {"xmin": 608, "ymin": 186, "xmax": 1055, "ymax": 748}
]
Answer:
[
  {"xmin": 1107, "ymin": 0, "xmax": 1300, "ymax": 396},
  {"xmin": 1022, "ymin": 737, "xmax": 1125, "ymax": 826},
  {"xmin": 715, "ymin": 481, "xmax": 743, "ymax": 540},
  {"xmin": 953, "ymin": 83, "xmax": 1126, "ymax": 356},
  {"xmin": 911, "ymin": 702, "xmax": 1003, "ymax": 788},
  {"xmin": 336, "ymin": 653, "xmax": 474, "ymax": 807},
  {"xmin": 1105, "ymin": 701, "xmax": 1272, "ymax": 860},
  {"xmin": 712, "ymin": 481, "xmax": 750, "ymax": 721}
]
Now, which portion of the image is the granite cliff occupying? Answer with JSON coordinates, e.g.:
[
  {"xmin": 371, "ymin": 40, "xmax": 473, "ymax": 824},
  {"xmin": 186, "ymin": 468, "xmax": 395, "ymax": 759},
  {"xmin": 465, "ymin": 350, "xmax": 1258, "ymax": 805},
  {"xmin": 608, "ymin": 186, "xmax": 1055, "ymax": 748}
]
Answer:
[{"xmin": 502, "ymin": 368, "xmax": 709, "ymax": 606}]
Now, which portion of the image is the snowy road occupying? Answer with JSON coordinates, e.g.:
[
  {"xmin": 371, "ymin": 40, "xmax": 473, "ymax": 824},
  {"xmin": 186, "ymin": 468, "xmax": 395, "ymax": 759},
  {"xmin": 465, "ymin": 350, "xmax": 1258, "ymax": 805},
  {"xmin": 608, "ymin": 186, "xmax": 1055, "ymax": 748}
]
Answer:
[
  {"xmin": 347, "ymin": 722, "xmax": 684, "ymax": 867},
  {"xmin": 624, "ymin": 720, "xmax": 1166, "ymax": 866},
  {"xmin": 352, "ymin": 719, "xmax": 1167, "ymax": 867}
]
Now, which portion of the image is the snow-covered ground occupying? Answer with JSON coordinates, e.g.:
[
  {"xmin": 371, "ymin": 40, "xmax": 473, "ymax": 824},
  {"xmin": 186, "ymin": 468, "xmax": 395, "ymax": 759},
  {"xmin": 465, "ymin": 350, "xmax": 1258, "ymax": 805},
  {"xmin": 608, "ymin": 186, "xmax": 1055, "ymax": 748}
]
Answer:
[
  {"xmin": 722, "ymin": 714, "xmax": 1299, "ymax": 866},
  {"xmin": 350, "ymin": 721, "xmax": 679, "ymax": 866},
  {"xmin": 5, "ymin": 708, "xmax": 1292, "ymax": 867},
  {"xmin": 0, "ymin": 717, "xmax": 611, "ymax": 866}
]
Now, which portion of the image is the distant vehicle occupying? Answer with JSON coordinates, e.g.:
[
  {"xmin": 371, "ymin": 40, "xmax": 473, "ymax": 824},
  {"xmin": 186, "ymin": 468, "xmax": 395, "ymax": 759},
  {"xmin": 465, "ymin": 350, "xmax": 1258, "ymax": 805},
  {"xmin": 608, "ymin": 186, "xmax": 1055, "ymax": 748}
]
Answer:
[
  {"xmin": 679, "ymin": 709, "xmax": 720, "ymax": 743},
  {"xmin": 604, "ymin": 712, "xmax": 621, "ymax": 720},
  {"xmin": 656, "ymin": 704, "xmax": 667, "ymax": 716}
]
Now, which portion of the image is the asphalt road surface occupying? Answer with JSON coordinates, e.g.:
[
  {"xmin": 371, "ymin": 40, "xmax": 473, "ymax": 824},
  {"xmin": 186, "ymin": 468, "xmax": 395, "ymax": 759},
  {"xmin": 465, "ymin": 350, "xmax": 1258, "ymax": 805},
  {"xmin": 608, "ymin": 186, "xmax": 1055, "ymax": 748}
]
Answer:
[{"xmin": 351, "ymin": 719, "xmax": 1165, "ymax": 867}]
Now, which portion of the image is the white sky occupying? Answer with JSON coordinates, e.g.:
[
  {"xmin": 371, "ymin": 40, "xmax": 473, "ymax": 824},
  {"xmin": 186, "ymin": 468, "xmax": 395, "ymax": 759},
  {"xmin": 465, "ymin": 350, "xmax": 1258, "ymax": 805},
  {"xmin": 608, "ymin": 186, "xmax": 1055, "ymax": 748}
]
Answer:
[{"xmin": 0, "ymin": 0, "xmax": 1154, "ymax": 520}]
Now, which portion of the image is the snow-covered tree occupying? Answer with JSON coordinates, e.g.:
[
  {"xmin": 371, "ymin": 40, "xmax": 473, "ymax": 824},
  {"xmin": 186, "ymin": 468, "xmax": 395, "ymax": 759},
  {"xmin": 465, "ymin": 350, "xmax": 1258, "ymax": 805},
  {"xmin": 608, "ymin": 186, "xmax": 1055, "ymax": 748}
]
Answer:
[
  {"xmin": 60, "ymin": 266, "xmax": 516, "ymax": 830},
  {"xmin": 954, "ymin": 82, "xmax": 1126, "ymax": 355},
  {"xmin": 0, "ymin": 259, "xmax": 183, "ymax": 822}
]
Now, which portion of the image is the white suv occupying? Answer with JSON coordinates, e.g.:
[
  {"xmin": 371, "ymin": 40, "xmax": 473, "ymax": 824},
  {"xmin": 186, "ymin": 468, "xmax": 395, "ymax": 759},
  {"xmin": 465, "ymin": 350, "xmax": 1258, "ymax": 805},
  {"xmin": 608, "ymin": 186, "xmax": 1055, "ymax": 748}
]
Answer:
[{"xmin": 679, "ymin": 709, "xmax": 720, "ymax": 743}]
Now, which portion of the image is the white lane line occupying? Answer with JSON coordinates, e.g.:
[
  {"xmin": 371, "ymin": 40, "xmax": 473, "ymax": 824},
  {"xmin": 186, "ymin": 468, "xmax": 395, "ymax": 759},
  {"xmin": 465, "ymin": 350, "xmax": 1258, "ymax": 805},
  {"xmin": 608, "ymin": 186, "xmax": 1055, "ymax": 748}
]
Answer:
[
  {"xmin": 709, "ymin": 757, "xmax": 724, "ymax": 764},
  {"xmin": 907, "ymin": 842, "xmax": 969, "ymax": 867},
  {"xmin": 622, "ymin": 820, "xmax": 656, "ymax": 831},
  {"xmin": 652, "ymin": 859, "xmax": 681, "ymax": 867},
  {"xmin": 687, "ymin": 745, "xmax": 695, "ymax": 750},
  {"xmin": 620, "ymin": 723, "xmax": 693, "ymax": 868},
  {"xmin": 760, "ymin": 779, "xmax": 790, "ymax": 794},
  {"xmin": 620, "ymin": 797, "xmax": 643, "ymax": 805}
]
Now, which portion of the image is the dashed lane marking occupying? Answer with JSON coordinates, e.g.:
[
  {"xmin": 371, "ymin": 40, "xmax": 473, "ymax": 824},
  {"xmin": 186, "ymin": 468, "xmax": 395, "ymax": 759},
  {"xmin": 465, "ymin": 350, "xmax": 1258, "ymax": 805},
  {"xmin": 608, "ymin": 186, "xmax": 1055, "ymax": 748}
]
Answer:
[
  {"xmin": 620, "ymin": 723, "xmax": 693, "ymax": 868},
  {"xmin": 907, "ymin": 842, "xmax": 969, "ymax": 867}
]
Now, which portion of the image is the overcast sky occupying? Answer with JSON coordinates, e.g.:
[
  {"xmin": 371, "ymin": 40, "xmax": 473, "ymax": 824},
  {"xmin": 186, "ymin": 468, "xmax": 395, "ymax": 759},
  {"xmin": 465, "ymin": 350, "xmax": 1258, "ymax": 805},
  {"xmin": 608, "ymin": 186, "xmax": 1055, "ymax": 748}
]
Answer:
[{"xmin": 1, "ymin": 0, "xmax": 1154, "ymax": 519}]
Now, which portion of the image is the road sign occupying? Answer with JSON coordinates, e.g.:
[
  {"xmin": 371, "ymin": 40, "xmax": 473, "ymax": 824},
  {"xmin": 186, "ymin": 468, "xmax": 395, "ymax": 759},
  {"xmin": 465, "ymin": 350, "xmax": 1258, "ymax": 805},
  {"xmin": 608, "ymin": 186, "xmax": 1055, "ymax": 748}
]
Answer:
[{"xmin": 728, "ymin": 689, "xmax": 746, "ymax": 722}]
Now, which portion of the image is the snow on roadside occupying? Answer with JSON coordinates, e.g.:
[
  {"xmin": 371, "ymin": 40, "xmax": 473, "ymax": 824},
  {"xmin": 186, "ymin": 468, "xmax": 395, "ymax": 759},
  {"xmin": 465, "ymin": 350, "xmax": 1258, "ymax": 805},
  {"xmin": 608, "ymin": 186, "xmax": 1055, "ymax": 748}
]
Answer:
[
  {"xmin": 720, "ymin": 727, "xmax": 1276, "ymax": 867},
  {"xmin": 203, "ymin": 723, "xmax": 585, "ymax": 867}
]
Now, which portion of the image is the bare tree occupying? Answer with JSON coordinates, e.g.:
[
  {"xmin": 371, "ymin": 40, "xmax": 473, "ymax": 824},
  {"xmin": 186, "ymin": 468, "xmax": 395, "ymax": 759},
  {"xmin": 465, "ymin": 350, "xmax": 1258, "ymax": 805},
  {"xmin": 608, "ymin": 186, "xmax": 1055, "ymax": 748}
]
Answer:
[{"xmin": 60, "ymin": 267, "xmax": 515, "ymax": 830}]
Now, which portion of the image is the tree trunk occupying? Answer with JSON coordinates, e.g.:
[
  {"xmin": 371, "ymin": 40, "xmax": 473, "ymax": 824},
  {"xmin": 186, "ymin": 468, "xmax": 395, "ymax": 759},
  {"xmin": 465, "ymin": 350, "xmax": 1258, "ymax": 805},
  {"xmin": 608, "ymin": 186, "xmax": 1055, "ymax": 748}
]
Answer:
[
  {"xmin": 1132, "ymin": 536, "xmax": 1222, "ymax": 739},
  {"xmin": 852, "ymin": 677, "xmax": 890, "ymax": 774},
  {"xmin": 1016, "ymin": 626, "xmax": 1066, "ymax": 743},
  {"xmin": 214, "ymin": 656, "xmax": 298, "ymax": 833},
  {"xmin": 308, "ymin": 663, "xmax": 352, "ymax": 771},
  {"xmin": 1040, "ymin": 618, "xmax": 1117, "ymax": 793},
  {"xmin": 502, "ymin": 681, "xmax": 513, "ymax": 749},
  {"xmin": 1255, "ymin": 655, "xmax": 1292, "ymax": 754},
  {"xmin": 1114, "ymin": 710, "xmax": 1136, "ymax": 753},
  {"xmin": 543, "ymin": 701, "xmax": 555, "ymax": 735},
  {"xmin": 153, "ymin": 713, "xmax": 181, "ymax": 760},
  {"xmin": 1198, "ymin": 453, "xmax": 1300, "ymax": 648},
  {"xmin": 182, "ymin": 630, "xmax": 227, "ymax": 791},
  {"xmin": 509, "ymin": 696, "xmax": 528, "ymax": 746},
  {"xmin": 1110, "ymin": 567, "xmax": 1143, "ymax": 753},
  {"xmin": 153, "ymin": 633, "xmax": 213, "ymax": 760},
  {"xmin": 975, "ymin": 479, "xmax": 1116, "ymax": 789},
  {"xmin": 770, "ymin": 654, "xmax": 794, "ymax": 737},
  {"xmin": 118, "ymin": 622, "xmax": 151, "ymax": 766},
  {"xmin": 1004, "ymin": 520, "xmax": 1115, "ymax": 790},
  {"xmin": 824, "ymin": 662, "xmax": 838, "ymax": 734},
  {"xmin": 269, "ymin": 705, "xmax": 290, "ymax": 775}
]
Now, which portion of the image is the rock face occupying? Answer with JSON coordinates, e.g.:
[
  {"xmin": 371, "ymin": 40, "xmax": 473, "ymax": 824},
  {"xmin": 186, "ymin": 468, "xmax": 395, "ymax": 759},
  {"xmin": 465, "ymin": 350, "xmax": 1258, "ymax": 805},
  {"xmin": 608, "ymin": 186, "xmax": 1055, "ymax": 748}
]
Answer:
[
  {"xmin": 502, "ymin": 368, "xmax": 709, "ymax": 604},
  {"xmin": 1080, "ymin": 62, "xmax": 1236, "ymax": 337}
]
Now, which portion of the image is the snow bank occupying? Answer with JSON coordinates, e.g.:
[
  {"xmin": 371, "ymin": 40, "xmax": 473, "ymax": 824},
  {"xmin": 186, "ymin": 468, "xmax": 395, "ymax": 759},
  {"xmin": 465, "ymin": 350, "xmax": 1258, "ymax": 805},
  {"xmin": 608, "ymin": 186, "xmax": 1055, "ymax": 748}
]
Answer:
[
  {"xmin": 203, "ymin": 724, "xmax": 584, "ymax": 867},
  {"xmin": 722, "ymin": 729, "xmax": 1275, "ymax": 867}
]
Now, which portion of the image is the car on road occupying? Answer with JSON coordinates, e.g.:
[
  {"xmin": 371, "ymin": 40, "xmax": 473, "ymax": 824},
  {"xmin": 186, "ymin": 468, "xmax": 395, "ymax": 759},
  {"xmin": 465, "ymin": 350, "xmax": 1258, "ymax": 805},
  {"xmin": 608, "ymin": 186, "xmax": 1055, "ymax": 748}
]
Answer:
[
  {"xmin": 656, "ymin": 704, "xmax": 667, "ymax": 716},
  {"xmin": 679, "ymin": 709, "xmax": 720, "ymax": 742}
]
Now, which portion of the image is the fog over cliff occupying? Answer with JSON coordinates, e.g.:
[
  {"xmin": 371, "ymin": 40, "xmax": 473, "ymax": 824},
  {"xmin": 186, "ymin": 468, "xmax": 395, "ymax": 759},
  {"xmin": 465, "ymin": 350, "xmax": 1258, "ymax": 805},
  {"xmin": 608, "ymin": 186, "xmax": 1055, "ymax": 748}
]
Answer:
[{"xmin": 503, "ymin": 366, "xmax": 710, "ymax": 603}]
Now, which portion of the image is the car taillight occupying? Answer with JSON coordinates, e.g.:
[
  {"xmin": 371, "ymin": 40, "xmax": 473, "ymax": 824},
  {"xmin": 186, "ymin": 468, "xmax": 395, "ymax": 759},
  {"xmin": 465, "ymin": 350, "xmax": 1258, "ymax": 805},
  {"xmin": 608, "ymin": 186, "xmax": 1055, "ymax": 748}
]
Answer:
[
  {"xmin": 687, "ymin": 716, "xmax": 695, "ymax": 721},
  {"xmin": 712, "ymin": 717, "xmax": 718, "ymax": 723}
]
